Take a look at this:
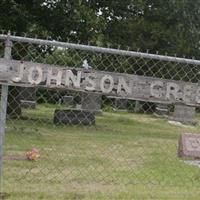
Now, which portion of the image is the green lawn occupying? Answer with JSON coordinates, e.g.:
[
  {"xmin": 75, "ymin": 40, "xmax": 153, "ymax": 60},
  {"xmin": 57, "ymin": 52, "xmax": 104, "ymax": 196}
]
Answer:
[{"xmin": 2, "ymin": 104, "xmax": 200, "ymax": 199}]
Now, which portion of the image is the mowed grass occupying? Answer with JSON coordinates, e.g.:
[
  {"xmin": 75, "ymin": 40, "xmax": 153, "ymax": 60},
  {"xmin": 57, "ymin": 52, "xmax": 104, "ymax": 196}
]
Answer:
[{"xmin": 2, "ymin": 104, "xmax": 200, "ymax": 199}]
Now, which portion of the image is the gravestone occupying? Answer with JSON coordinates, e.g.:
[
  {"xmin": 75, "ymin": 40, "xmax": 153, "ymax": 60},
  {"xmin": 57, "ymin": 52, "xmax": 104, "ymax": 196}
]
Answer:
[
  {"xmin": 126, "ymin": 100, "xmax": 135, "ymax": 113},
  {"xmin": 178, "ymin": 133, "xmax": 200, "ymax": 159},
  {"xmin": 115, "ymin": 98, "xmax": 128, "ymax": 110},
  {"xmin": 133, "ymin": 101, "xmax": 155, "ymax": 114},
  {"xmin": 54, "ymin": 109, "xmax": 95, "ymax": 125},
  {"xmin": 62, "ymin": 95, "xmax": 74, "ymax": 107},
  {"xmin": 81, "ymin": 93, "xmax": 102, "ymax": 114},
  {"xmin": 154, "ymin": 103, "xmax": 169, "ymax": 117},
  {"xmin": 20, "ymin": 100, "xmax": 36, "ymax": 109},
  {"xmin": 20, "ymin": 87, "xmax": 37, "ymax": 109},
  {"xmin": 113, "ymin": 98, "xmax": 128, "ymax": 111},
  {"xmin": 134, "ymin": 100, "xmax": 143, "ymax": 113},
  {"xmin": 20, "ymin": 87, "xmax": 36, "ymax": 101},
  {"xmin": 170, "ymin": 103, "xmax": 196, "ymax": 125}
]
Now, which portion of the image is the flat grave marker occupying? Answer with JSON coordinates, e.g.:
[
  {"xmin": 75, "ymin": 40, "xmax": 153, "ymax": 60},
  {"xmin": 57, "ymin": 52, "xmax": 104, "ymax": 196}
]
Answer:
[
  {"xmin": 20, "ymin": 100, "xmax": 36, "ymax": 109},
  {"xmin": 178, "ymin": 133, "xmax": 200, "ymax": 159},
  {"xmin": 54, "ymin": 109, "xmax": 95, "ymax": 125}
]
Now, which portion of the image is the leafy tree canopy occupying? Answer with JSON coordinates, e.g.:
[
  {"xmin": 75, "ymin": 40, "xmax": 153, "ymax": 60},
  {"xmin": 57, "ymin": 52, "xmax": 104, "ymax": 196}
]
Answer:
[{"xmin": 0, "ymin": 0, "xmax": 199, "ymax": 58}]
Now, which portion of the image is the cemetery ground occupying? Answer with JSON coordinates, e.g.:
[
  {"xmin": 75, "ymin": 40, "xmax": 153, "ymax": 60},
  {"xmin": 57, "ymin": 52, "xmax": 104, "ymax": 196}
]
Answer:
[{"xmin": 3, "ymin": 104, "xmax": 200, "ymax": 200}]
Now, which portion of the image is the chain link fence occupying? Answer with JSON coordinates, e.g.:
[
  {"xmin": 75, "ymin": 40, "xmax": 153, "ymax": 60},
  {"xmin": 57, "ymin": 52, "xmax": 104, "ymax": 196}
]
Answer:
[{"xmin": 0, "ymin": 34, "xmax": 200, "ymax": 199}]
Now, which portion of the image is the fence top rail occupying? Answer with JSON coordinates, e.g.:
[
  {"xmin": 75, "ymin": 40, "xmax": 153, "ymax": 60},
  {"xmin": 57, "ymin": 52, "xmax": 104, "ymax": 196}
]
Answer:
[{"xmin": 0, "ymin": 34, "xmax": 200, "ymax": 66}]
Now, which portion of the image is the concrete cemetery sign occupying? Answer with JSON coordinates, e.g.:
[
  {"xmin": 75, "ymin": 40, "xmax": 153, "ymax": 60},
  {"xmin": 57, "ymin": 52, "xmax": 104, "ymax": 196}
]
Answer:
[
  {"xmin": 1, "ymin": 58, "xmax": 200, "ymax": 106},
  {"xmin": 178, "ymin": 133, "xmax": 200, "ymax": 158}
]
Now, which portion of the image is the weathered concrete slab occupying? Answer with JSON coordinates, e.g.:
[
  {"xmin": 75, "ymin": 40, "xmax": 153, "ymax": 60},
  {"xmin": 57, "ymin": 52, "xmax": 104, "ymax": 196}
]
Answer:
[{"xmin": 1, "ymin": 58, "xmax": 200, "ymax": 106}]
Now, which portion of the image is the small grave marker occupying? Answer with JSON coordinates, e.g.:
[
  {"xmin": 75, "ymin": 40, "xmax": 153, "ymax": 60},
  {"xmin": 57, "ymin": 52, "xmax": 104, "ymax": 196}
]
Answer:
[
  {"xmin": 134, "ymin": 100, "xmax": 143, "ymax": 113},
  {"xmin": 154, "ymin": 103, "xmax": 169, "ymax": 117},
  {"xmin": 81, "ymin": 93, "xmax": 102, "ymax": 114},
  {"xmin": 170, "ymin": 103, "xmax": 196, "ymax": 125},
  {"xmin": 114, "ymin": 98, "xmax": 128, "ymax": 111},
  {"xmin": 20, "ymin": 100, "xmax": 36, "ymax": 109},
  {"xmin": 20, "ymin": 87, "xmax": 36, "ymax": 101},
  {"xmin": 178, "ymin": 133, "xmax": 200, "ymax": 159},
  {"xmin": 20, "ymin": 87, "xmax": 37, "ymax": 109},
  {"xmin": 108, "ymin": 96, "xmax": 128, "ymax": 111},
  {"xmin": 62, "ymin": 95, "xmax": 74, "ymax": 107}
]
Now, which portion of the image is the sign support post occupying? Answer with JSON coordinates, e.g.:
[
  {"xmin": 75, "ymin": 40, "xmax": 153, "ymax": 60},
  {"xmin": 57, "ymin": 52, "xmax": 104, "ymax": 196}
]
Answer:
[{"xmin": 0, "ymin": 33, "xmax": 12, "ymax": 192}]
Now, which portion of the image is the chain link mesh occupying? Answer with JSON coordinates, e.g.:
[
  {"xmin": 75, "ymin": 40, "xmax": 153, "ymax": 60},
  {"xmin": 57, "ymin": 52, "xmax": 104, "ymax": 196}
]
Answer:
[{"xmin": 1, "ymin": 35, "xmax": 200, "ymax": 199}]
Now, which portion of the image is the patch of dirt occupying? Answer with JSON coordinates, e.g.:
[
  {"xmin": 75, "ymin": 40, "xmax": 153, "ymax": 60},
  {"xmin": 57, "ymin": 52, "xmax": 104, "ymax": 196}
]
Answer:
[{"xmin": 3, "ymin": 155, "xmax": 26, "ymax": 161}]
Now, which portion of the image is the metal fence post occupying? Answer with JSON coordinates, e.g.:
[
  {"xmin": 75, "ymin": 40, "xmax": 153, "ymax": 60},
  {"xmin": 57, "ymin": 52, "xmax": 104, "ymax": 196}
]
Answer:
[{"xmin": 0, "ymin": 33, "xmax": 12, "ymax": 192}]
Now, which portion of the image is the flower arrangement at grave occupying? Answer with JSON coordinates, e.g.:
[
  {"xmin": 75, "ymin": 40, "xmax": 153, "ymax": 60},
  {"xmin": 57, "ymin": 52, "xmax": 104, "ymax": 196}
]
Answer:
[{"xmin": 26, "ymin": 148, "xmax": 40, "ymax": 161}]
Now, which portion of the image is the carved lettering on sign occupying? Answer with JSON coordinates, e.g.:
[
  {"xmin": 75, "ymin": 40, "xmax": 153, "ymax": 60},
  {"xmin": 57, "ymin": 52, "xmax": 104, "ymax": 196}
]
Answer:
[
  {"xmin": 1, "ymin": 58, "xmax": 200, "ymax": 106},
  {"xmin": 183, "ymin": 85, "xmax": 193, "ymax": 103},
  {"xmin": 65, "ymin": 70, "xmax": 81, "ymax": 88},
  {"xmin": 117, "ymin": 77, "xmax": 132, "ymax": 95},
  {"xmin": 85, "ymin": 76, "xmax": 96, "ymax": 91},
  {"xmin": 150, "ymin": 81, "xmax": 164, "ymax": 98},
  {"xmin": 28, "ymin": 66, "xmax": 43, "ymax": 85},
  {"xmin": 166, "ymin": 82, "xmax": 180, "ymax": 100},
  {"xmin": 47, "ymin": 68, "xmax": 62, "ymax": 86},
  {"xmin": 100, "ymin": 75, "xmax": 114, "ymax": 93},
  {"xmin": 12, "ymin": 63, "xmax": 24, "ymax": 82}
]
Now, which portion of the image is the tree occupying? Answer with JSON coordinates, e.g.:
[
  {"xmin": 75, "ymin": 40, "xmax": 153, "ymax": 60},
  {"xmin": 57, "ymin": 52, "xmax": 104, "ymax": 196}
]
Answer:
[
  {"xmin": 1, "ymin": 0, "xmax": 199, "ymax": 58},
  {"xmin": 97, "ymin": 0, "xmax": 200, "ymax": 58}
]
